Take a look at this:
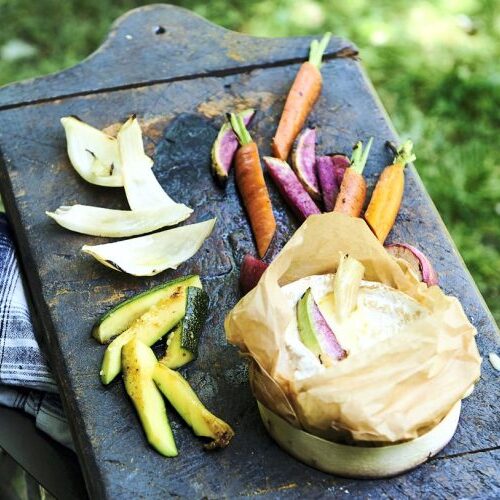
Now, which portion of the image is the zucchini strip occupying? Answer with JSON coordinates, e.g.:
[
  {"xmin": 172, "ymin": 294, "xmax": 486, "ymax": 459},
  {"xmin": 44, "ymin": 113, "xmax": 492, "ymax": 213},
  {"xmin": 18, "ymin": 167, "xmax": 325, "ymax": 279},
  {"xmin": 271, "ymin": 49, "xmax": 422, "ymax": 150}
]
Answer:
[
  {"xmin": 160, "ymin": 286, "xmax": 209, "ymax": 369},
  {"xmin": 122, "ymin": 337, "xmax": 177, "ymax": 457},
  {"xmin": 100, "ymin": 283, "xmax": 197, "ymax": 384},
  {"xmin": 153, "ymin": 364, "xmax": 234, "ymax": 449},
  {"xmin": 161, "ymin": 324, "xmax": 195, "ymax": 369},
  {"xmin": 118, "ymin": 116, "xmax": 182, "ymax": 210},
  {"xmin": 93, "ymin": 275, "xmax": 201, "ymax": 344},
  {"xmin": 82, "ymin": 218, "xmax": 216, "ymax": 276},
  {"xmin": 60, "ymin": 116, "xmax": 152, "ymax": 187},
  {"xmin": 46, "ymin": 204, "xmax": 192, "ymax": 238}
]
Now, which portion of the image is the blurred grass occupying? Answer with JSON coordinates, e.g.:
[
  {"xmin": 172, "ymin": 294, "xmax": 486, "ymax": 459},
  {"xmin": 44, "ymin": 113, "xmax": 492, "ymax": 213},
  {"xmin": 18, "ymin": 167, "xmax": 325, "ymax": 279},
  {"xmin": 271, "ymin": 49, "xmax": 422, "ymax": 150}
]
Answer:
[{"xmin": 0, "ymin": 0, "xmax": 498, "ymax": 323}]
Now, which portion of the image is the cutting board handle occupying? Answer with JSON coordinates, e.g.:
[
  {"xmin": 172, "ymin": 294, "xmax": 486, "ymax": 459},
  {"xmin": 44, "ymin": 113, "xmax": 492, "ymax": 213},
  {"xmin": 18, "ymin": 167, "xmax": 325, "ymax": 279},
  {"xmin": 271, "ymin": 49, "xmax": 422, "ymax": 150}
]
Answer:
[{"xmin": 0, "ymin": 4, "xmax": 356, "ymax": 110}]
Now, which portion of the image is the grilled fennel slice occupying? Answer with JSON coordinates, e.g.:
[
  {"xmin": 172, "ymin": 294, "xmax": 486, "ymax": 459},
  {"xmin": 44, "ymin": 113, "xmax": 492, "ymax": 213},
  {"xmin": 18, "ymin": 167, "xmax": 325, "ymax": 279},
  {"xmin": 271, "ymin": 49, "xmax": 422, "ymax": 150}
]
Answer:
[
  {"xmin": 82, "ymin": 218, "xmax": 216, "ymax": 276},
  {"xmin": 60, "ymin": 116, "xmax": 152, "ymax": 187},
  {"xmin": 46, "ymin": 204, "xmax": 192, "ymax": 238},
  {"xmin": 118, "ymin": 115, "xmax": 179, "ymax": 210}
]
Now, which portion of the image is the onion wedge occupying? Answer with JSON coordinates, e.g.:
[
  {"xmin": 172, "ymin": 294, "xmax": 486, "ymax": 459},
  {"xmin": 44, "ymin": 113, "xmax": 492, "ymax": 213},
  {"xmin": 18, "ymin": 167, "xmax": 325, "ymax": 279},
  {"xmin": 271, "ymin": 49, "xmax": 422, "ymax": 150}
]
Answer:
[
  {"xmin": 118, "ymin": 116, "xmax": 180, "ymax": 210},
  {"xmin": 60, "ymin": 116, "xmax": 152, "ymax": 187},
  {"xmin": 46, "ymin": 204, "xmax": 192, "ymax": 238},
  {"xmin": 82, "ymin": 218, "xmax": 216, "ymax": 276},
  {"xmin": 333, "ymin": 253, "xmax": 365, "ymax": 321}
]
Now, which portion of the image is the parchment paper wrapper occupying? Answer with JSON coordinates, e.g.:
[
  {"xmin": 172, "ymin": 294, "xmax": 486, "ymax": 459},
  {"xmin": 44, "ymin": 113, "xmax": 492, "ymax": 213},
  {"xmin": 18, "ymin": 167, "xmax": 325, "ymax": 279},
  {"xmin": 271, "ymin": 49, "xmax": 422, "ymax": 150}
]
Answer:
[{"xmin": 225, "ymin": 213, "xmax": 481, "ymax": 443}]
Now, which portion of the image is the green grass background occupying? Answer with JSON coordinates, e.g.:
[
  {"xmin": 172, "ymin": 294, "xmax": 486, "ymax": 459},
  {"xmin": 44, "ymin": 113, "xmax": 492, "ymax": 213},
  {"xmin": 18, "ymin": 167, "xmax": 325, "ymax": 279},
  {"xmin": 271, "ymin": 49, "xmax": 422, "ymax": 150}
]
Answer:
[{"xmin": 0, "ymin": 0, "xmax": 498, "ymax": 323}]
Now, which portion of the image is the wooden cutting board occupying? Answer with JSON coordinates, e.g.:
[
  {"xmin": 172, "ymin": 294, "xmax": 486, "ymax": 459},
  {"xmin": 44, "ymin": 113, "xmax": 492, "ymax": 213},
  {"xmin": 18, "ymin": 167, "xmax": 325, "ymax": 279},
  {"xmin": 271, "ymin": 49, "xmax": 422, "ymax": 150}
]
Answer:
[{"xmin": 0, "ymin": 5, "xmax": 498, "ymax": 499}]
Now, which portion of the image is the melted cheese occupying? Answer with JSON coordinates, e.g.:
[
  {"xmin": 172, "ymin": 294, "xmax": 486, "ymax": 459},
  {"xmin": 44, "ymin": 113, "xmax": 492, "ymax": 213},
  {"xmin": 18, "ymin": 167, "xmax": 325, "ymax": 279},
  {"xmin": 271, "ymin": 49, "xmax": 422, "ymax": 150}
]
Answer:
[{"xmin": 282, "ymin": 275, "xmax": 424, "ymax": 380}]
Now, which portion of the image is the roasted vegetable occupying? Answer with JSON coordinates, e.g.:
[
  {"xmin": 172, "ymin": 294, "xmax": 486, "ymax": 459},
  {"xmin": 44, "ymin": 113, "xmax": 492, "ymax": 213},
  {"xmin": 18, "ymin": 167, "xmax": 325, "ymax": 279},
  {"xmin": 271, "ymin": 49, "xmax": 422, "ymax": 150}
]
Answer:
[
  {"xmin": 160, "ymin": 287, "xmax": 209, "ymax": 369},
  {"xmin": 292, "ymin": 128, "xmax": 320, "ymax": 199},
  {"xmin": 332, "ymin": 154, "xmax": 350, "ymax": 186},
  {"xmin": 263, "ymin": 156, "xmax": 320, "ymax": 221},
  {"xmin": 334, "ymin": 139, "xmax": 373, "ymax": 217},
  {"xmin": 316, "ymin": 154, "xmax": 350, "ymax": 212},
  {"xmin": 100, "ymin": 283, "xmax": 199, "ymax": 384},
  {"xmin": 46, "ymin": 204, "xmax": 192, "ymax": 238},
  {"xmin": 117, "ymin": 115, "xmax": 183, "ymax": 210},
  {"xmin": 122, "ymin": 337, "xmax": 177, "ymax": 457},
  {"xmin": 239, "ymin": 254, "xmax": 269, "ymax": 295},
  {"xmin": 93, "ymin": 275, "xmax": 201, "ymax": 344},
  {"xmin": 211, "ymin": 109, "xmax": 255, "ymax": 187},
  {"xmin": 60, "ymin": 116, "xmax": 140, "ymax": 187},
  {"xmin": 386, "ymin": 243, "xmax": 438, "ymax": 286},
  {"xmin": 333, "ymin": 254, "xmax": 365, "ymax": 321},
  {"xmin": 82, "ymin": 218, "xmax": 216, "ymax": 276},
  {"xmin": 230, "ymin": 113, "xmax": 276, "ymax": 257},
  {"xmin": 153, "ymin": 364, "xmax": 234, "ymax": 449},
  {"xmin": 364, "ymin": 141, "xmax": 416, "ymax": 243},
  {"xmin": 297, "ymin": 288, "xmax": 346, "ymax": 361},
  {"xmin": 316, "ymin": 156, "xmax": 335, "ymax": 212},
  {"xmin": 272, "ymin": 33, "xmax": 331, "ymax": 160}
]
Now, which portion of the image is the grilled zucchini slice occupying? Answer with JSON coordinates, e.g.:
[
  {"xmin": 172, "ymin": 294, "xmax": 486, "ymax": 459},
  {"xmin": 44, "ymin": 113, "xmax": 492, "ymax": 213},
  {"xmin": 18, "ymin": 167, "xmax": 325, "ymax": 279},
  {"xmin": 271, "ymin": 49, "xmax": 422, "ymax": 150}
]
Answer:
[
  {"xmin": 153, "ymin": 364, "xmax": 234, "ymax": 449},
  {"xmin": 93, "ymin": 275, "xmax": 201, "ymax": 344},
  {"xmin": 122, "ymin": 337, "xmax": 177, "ymax": 457},
  {"xmin": 160, "ymin": 287, "xmax": 209, "ymax": 369},
  {"xmin": 100, "ymin": 283, "xmax": 200, "ymax": 384}
]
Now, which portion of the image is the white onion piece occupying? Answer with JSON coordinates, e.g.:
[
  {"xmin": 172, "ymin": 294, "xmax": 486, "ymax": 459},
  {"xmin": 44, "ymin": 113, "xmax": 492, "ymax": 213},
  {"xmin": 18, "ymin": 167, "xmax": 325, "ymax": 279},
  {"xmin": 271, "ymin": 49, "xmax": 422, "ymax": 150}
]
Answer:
[
  {"xmin": 118, "ymin": 116, "xmax": 178, "ymax": 210},
  {"xmin": 46, "ymin": 204, "xmax": 192, "ymax": 238},
  {"xmin": 60, "ymin": 116, "xmax": 152, "ymax": 187},
  {"xmin": 82, "ymin": 218, "xmax": 216, "ymax": 276}
]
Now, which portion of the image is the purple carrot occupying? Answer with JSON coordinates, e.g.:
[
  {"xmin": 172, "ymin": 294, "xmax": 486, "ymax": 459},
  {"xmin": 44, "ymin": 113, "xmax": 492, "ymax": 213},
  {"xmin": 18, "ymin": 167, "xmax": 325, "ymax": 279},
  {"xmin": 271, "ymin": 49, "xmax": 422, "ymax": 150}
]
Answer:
[
  {"xmin": 263, "ymin": 156, "xmax": 321, "ymax": 221},
  {"xmin": 316, "ymin": 156, "xmax": 336, "ymax": 212},
  {"xmin": 240, "ymin": 254, "xmax": 269, "ymax": 294},
  {"xmin": 211, "ymin": 109, "xmax": 255, "ymax": 187},
  {"xmin": 316, "ymin": 154, "xmax": 350, "ymax": 211},
  {"xmin": 292, "ymin": 128, "xmax": 320, "ymax": 200},
  {"xmin": 332, "ymin": 154, "xmax": 350, "ymax": 188}
]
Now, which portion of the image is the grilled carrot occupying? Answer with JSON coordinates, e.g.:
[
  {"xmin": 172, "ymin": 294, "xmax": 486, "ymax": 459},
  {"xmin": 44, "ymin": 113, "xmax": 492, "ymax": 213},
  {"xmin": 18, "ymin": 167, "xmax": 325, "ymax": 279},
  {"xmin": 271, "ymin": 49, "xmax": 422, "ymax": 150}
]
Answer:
[
  {"xmin": 364, "ymin": 140, "xmax": 416, "ymax": 243},
  {"xmin": 272, "ymin": 33, "xmax": 331, "ymax": 160},
  {"xmin": 334, "ymin": 138, "xmax": 373, "ymax": 217},
  {"xmin": 230, "ymin": 113, "xmax": 276, "ymax": 257}
]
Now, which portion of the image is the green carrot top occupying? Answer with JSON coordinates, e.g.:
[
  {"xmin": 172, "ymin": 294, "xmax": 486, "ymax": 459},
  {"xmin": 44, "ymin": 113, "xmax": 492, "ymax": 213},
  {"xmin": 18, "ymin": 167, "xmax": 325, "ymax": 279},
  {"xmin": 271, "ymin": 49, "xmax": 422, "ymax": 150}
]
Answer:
[
  {"xmin": 350, "ymin": 137, "xmax": 373, "ymax": 174},
  {"xmin": 308, "ymin": 32, "xmax": 332, "ymax": 69},
  {"xmin": 393, "ymin": 140, "xmax": 416, "ymax": 166},
  {"xmin": 229, "ymin": 112, "xmax": 253, "ymax": 146}
]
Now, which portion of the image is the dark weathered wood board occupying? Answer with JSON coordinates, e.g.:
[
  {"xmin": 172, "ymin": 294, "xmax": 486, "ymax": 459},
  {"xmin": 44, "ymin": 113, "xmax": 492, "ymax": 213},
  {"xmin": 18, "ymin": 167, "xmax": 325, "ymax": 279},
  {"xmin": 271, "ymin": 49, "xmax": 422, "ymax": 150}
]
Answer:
[{"xmin": 0, "ymin": 5, "xmax": 498, "ymax": 499}]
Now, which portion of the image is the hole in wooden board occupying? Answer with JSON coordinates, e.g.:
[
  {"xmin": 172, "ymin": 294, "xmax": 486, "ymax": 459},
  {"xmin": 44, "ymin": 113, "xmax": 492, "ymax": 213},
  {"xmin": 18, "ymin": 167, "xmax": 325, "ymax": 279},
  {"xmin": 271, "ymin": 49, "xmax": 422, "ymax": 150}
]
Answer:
[{"xmin": 154, "ymin": 25, "xmax": 166, "ymax": 35}]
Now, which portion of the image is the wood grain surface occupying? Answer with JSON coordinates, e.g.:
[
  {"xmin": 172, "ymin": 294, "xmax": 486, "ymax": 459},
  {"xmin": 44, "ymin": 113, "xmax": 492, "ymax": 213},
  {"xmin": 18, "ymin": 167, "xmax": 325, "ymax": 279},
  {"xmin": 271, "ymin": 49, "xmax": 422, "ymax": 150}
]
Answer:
[{"xmin": 0, "ymin": 5, "xmax": 498, "ymax": 499}]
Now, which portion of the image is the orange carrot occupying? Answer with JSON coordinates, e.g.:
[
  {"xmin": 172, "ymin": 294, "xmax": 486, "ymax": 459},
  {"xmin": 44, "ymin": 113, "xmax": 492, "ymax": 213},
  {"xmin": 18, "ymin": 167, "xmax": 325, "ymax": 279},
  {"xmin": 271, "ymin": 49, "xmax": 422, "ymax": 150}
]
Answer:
[
  {"xmin": 272, "ymin": 33, "xmax": 331, "ymax": 160},
  {"xmin": 334, "ymin": 169, "xmax": 366, "ymax": 217},
  {"xmin": 364, "ymin": 141, "xmax": 415, "ymax": 243},
  {"xmin": 334, "ymin": 138, "xmax": 373, "ymax": 217},
  {"xmin": 230, "ymin": 113, "xmax": 276, "ymax": 257}
]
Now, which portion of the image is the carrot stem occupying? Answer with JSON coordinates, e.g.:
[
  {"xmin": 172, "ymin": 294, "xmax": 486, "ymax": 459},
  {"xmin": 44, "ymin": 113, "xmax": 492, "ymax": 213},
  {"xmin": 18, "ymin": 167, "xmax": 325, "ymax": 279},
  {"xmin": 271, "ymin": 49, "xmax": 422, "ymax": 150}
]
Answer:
[
  {"xmin": 229, "ymin": 113, "xmax": 252, "ymax": 146},
  {"xmin": 350, "ymin": 137, "xmax": 373, "ymax": 175},
  {"xmin": 393, "ymin": 140, "xmax": 416, "ymax": 166},
  {"xmin": 308, "ymin": 32, "xmax": 332, "ymax": 69}
]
